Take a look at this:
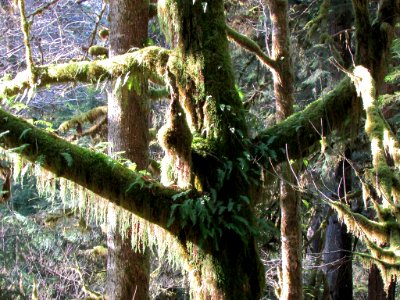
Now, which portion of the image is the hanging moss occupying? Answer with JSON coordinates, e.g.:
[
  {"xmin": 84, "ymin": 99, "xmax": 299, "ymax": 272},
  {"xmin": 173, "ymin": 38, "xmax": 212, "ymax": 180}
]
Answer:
[
  {"xmin": 158, "ymin": 72, "xmax": 193, "ymax": 188},
  {"xmin": 328, "ymin": 199, "xmax": 390, "ymax": 245},
  {"xmin": 0, "ymin": 106, "xmax": 205, "ymax": 233}
]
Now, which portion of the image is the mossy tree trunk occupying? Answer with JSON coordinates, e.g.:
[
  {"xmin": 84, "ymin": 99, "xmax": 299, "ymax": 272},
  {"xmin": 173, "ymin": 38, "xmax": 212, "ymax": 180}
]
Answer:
[
  {"xmin": 0, "ymin": 0, "xmax": 398, "ymax": 299},
  {"xmin": 265, "ymin": 1, "xmax": 302, "ymax": 299},
  {"xmin": 158, "ymin": 0, "xmax": 264, "ymax": 298},
  {"xmin": 106, "ymin": 1, "xmax": 150, "ymax": 299}
]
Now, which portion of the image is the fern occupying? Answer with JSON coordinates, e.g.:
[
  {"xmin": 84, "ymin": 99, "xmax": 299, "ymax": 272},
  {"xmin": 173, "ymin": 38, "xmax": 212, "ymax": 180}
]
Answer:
[{"xmin": 61, "ymin": 152, "xmax": 73, "ymax": 167}]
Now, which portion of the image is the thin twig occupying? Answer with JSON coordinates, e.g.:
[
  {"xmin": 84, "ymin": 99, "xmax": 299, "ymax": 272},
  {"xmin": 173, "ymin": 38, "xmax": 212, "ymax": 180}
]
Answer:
[
  {"xmin": 18, "ymin": 0, "xmax": 36, "ymax": 83},
  {"xmin": 87, "ymin": 0, "xmax": 107, "ymax": 50},
  {"xmin": 27, "ymin": 0, "xmax": 61, "ymax": 19}
]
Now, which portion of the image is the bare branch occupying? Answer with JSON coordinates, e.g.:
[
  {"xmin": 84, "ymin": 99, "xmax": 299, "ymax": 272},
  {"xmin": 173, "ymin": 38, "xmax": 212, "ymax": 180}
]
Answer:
[
  {"xmin": 18, "ymin": 0, "xmax": 35, "ymax": 82},
  {"xmin": 26, "ymin": 0, "xmax": 61, "ymax": 19}
]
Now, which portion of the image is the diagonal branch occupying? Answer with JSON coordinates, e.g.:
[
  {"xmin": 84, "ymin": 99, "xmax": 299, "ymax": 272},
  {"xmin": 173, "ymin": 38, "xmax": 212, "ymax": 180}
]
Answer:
[
  {"xmin": 253, "ymin": 78, "xmax": 357, "ymax": 165},
  {"xmin": 226, "ymin": 26, "xmax": 278, "ymax": 71},
  {"xmin": 0, "ymin": 106, "xmax": 195, "ymax": 234}
]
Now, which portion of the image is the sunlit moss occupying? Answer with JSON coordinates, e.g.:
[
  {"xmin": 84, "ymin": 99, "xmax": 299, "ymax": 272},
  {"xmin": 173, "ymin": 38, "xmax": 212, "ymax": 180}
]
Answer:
[
  {"xmin": 0, "ymin": 46, "xmax": 170, "ymax": 100},
  {"xmin": 58, "ymin": 106, "xmax": 107, "ymax": 133},
  {"xmin": 88, "ymin": 46, "xmax": 109, "ymax": 57}
]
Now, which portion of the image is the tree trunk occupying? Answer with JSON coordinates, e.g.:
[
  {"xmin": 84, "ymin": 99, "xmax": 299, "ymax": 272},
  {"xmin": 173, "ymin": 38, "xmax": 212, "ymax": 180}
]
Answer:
[
  {"xmin": 158, "ymin": 1, "xmax": 265, "ymax": 298},
  {"xmin": 266, "ymin": 1, "xmax": 303, "ymax": 299},
  {"xmin": 368, "ymin": 264, "xmax": 396, "ymax": 300},
  {"xmin": 323, "ymin": 213, "xmax": 353, "ymax": 300},
  {"xmin": 106, "ymin": 1, "xmax": 150, "ymax": 299},
  {"xmin": 322, "ymin": 153, "xmax": 353, "ymax": 300}
]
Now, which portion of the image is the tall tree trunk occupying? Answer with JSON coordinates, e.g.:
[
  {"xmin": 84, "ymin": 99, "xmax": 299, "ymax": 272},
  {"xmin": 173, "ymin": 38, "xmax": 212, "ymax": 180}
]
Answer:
[
  {"xmin": 322, "ymin": 3, "xmax": 354, "ymax": 299},
  {"xmin": 323, "ymin": 150, "xmax": 353, "ymax": 300},
  {"xmin": 266, "ymin": 1, "xmax": 302, "ymax": 299},
  {"xmin": 323, "ymin": 213, "xmax": 353, "ymax": 299},
  {"xmin": 106, "ymin": 1, "xmax": 150, "ymax": 299}
]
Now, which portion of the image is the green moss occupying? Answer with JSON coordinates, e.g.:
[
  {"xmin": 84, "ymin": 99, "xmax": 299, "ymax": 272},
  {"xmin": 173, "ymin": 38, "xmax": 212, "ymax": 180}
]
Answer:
[
  {"xmin": 329, "ymin": 200, "xmax": 389, "ymax": 245},
  {"xmin": 0, "ymin": 46, "xmax": 170, "ymax": 100},
  {"xmin": 158, "ymin": 1, "xmax": 264, "ymax": 297},
  {"xmin": 226, "ymin": 26, "xmax": 277, "ymax": 70},
  {"xmin": 305, "ymin": 0, "xmax": 330, "ymax": 38},
  {"xmin": 0, "ymin": 106, "xmax": 200, "ymax": 233},
  {"xmin": 58, "ymin": 106, "xmax": 107, "ymax": 133},
  {"xmin": 88, "ymin": 45, "xmax": 109, "ymax": 57},
  {"xmin": 255, "ymin": 79, "xmax": 356, "ymax": 165},
  {"xmin": 98, "ymin": 28, "xmax": 109, "ymax": 40}
]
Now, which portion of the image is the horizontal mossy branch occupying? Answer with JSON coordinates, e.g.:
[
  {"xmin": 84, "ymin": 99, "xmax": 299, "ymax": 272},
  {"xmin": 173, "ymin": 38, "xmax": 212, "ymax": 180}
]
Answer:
[
  {"xmin": 364, "ymin": 236, "xmax": 399, "ymax": 265},
  {"xmin": 253, "ymin": 78, "xmax": 357, "ymax": 165},
  {"xmin": 0, "ymin": 46, "xmax": 170, "ymax": 100},
  {"xmin": 226, "ymin": 26, "xmax": 277, "ymax": 71},
  {"xmin": 0, "ymin": 107, "xmax": 197, "ymax": 234}
]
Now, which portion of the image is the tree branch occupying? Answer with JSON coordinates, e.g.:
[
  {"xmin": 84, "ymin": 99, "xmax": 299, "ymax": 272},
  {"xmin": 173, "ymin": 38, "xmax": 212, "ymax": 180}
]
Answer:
[
  {"xmin": 18, "ymin": 0, "xmax": 36, "ymax": 83},
  {"xmin": 253, "ymin": 78, "xmax": 357, "ymax": 165},
  {"xmin": 226, "ymin": 25, "xmax": 278, "ymax": 71},
  {"xmin": 57, "ymin": 106, "xmax": 107, "ymax": 133},
  {"xmin": 0, "ymin": 107, "xmax": 195, "ymax": 233},
  {"xmin": 0, "ymin": 46, "xmax": 170, "ymax": 100}
]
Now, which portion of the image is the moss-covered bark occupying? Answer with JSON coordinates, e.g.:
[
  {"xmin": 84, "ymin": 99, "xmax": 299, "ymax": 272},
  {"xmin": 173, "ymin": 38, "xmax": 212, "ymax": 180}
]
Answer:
[
  {"xmin": 17, "ymin": 0, "xmax": 35, "ymax": 83},
  {"xmin": 88, "ymin": 45, "xmax": 108, "ymax": 57},
  {"xmin": 158, "ymin": 1, "xmax": 265, "ymax": 298},
  {"xmin": 226, "ymin": 25, "xmax": 277, "ymax": 70},
  {"xmin": 0, "ymin": 46, "xmax": 170, "ymax": 99},
  {"xmin": 254, "ymin": 78, "xmax": 356, "ymax": 165},
  {"xmin": 266, "ymin": 1, "xmax": 302, "ymax": 299},
  {"xmin": 58, "ymin": 106, "xmax": 107, "ymax": 133},
  {"xmin": 0, "ymin": 107, "xmax": 188, "ymax": 231},
  {"xmin": 323, "ymin": 0, "xmax": 400, "ymax": 289}
]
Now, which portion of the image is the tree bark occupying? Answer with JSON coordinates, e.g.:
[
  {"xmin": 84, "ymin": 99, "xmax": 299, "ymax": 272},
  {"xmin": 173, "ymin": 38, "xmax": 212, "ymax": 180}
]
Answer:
[
  {"xmin": 266, "ymin": 1, "xmax": 303, "ymax": 299},
  {"xmin": 323, "ymin": 214, "xmax": 353, "ymax": 300},
  {"xmin": 106, "ymin": 1, "xmax": 150, "ymax": 299},
  {"xmin": 323, "ymin": 3, "xmax": 354, "ymax": 298},
  {"xmin": 0, "ymin": 1, "xmax": 397, "ymax": 299},
  {"xmin": 368, "ymin": 264, "xmax": 396, "ymax": 300}
]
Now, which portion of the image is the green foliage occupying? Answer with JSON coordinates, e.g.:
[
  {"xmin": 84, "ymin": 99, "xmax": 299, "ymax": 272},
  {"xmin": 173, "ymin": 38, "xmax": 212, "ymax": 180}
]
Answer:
[
  {"xmin": 385, "ymin": 38, "xmax": 400, "ymax": 84},
  {"xmin": 168, "ymin": 194, "xmax": 248, "ymax": 245},
  {"xmin": 61, "ymin": 152, "xmax": 73, "ymax": 167}
]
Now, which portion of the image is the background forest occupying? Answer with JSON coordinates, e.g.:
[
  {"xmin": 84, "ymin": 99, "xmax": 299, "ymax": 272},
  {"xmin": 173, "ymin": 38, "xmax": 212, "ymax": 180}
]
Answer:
[{"xmin": 0, "ymin": 0, "xmax": 399, "ymax": 299}]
